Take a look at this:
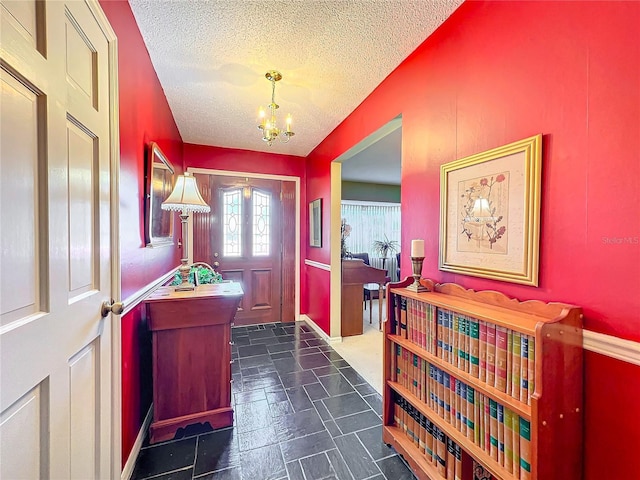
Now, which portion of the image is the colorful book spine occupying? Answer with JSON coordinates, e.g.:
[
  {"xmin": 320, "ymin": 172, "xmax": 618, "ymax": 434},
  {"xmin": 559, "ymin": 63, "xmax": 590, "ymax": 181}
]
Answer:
[
  {"xmin": 475, "ymin": 389, "xmax": 482, "ymax": 446},
  {"xmin": 443, "ymin": 372, "xmax": 451, "ymax": 423},
  {"xmin": 460, "ymin": 382, "xmax": 467, "ymax": 436},
  {"xmin": 520, "ymin": 335, "xmax": 529, "ymax": 403},
  {"xmin": 412, "ymin": 406, "xmax": 420, "ymax": 448},
  {"xmin": 497, "ymin": 403, "xmax": 505, "ymax": 466},
  {"xmin": 442, "ymin": 310, "xmax": 450, "ymax": 363},
  {"xmin": 489, "ymin": 399, "xmax": 498, "ymax": 461},
  {"xmin": 470, "ymin": 318, "xmax": 480, "ymax": 378},
  {"xmin": 394, "ymin": 395, "xmax": 402, "ymax": 429},
  {"xmin": 400, "ymin": 297, "xmax": 408, "ymax": 338},
  {"xmin": 466, "ymin": 385, "xmax": 475, "ymax": 442},
  {"xmin": 527, "ymin": 335, "xmax": 535, "ymax": 405},
  {"xmin": 452, "ymin": 313, "xmax": 459, "ymax": 368},
  {"xmin": 436, "ymin": 427, "xmax": 447, "ymax": 476},
  {"xmin": 437, "ymin": 309, "xmax": 444, "ymax": 358},
  {"xmin": 429, "ymin": 364, "xmax": 437, "ymax": 410},
  {"xmin": 425, "ymin": 417, "xmax": 435, "ymax": 463},
  {"xmin": 430, "ymin": 304, "xmax": 437, "ymax": 354},
  {"xmin": 504, "ymin": 407, "xmax": 514, "ymax": 474},
  {"xmin": 419, "ymin": 301, "xmax": 426, "ymax": 349},
  {"xmin": 454, "ymin": 378, "xmax": 462, "ymax": 431},
  {"xmin": 412, "ymin": 353, "xmax": 419, "ymax": 398},
  {"xmin": 486, "ymin": 323, "xmax": 497, "ymax": 386},
  {"xmin": 520, "ymin": 417, "xmax": 532, "ymax": 480},
  {"xmin": 422, "ymin": 356, "xmax": 428, "ymax": 402},
  {"xmin": 437, "ymin": 368, "xmax": 445, "ymax": 417},
  {"xmin": 512, "ymin": 331, "xmax": 522, "ymax": 400},
  {"xmin": 506, "ymin": 329, "xmax": 513, "ymax": 396},
  {"xmin": 454, "ymin": 442, "xmax": 462, "ymax": 480},
  {"xmin": 403, "ymin": 347, "xmax": 410, "ymax": 391},
  {"xmin": 450, "ymin": 374, "xmax": 458, "ymax": 430},
  {"xmin": 484, "ymin": 394, "xmax": 491, "ymax": 454},
  {"xmin": 513, "ymin": 410, "xmax": 520, "ymax": 477},
  {"xmin": 464, "ymin": 316, "xmax": 471, "ymax": 372},
  {"xmin": 419, "ymin": 412, "xmax": 426, "ymax": 454},
  {"xmin": 458, "ymin": 315, "xmax": 467, "ymax": 372},
  {"xmin": 446, "ymin": 437, "xmax": 455, "ymax": 480},
  {"xmin": 479, "ymin": 320, "xmax": 487, "ymax": 383},
  {"xmin": 495, "ymin": 326, "xmax": 508, "ymax": 392}
]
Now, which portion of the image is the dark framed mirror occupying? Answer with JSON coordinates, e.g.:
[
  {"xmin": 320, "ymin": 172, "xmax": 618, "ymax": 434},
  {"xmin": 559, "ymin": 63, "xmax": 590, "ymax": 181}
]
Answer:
[{"xmin": 145, "ymin": 142, "xmax": 175, "ymax": 247}]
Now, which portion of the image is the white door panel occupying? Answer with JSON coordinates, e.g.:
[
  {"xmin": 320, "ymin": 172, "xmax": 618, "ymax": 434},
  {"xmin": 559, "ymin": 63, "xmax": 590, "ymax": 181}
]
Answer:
[{"xmin": 1, "ymin": 1, "xmax": 118, "ymax": 478}]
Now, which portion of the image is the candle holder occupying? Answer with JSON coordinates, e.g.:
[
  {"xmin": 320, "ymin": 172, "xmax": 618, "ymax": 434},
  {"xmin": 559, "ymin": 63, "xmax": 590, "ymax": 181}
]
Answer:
[{"xmin": 406, "ymin": 256, "xmax": 428, "ymax": 292}]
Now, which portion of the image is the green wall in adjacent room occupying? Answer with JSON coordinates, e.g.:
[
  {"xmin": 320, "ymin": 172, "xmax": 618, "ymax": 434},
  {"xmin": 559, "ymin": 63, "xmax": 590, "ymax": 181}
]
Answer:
[{"xmin": 342, "ymin": 181, "xmax": 401, "ymax": 203}]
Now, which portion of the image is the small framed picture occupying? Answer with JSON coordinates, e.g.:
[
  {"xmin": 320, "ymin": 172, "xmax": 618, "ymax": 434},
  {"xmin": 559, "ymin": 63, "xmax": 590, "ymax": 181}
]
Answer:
[{"xmin": 309, "ymin": 198, "xmax": 322, "ymax": 247}]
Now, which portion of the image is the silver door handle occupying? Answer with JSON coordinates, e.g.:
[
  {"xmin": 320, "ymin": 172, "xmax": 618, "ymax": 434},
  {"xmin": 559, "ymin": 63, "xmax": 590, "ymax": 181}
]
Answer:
[{"xmin": 101, "ymin": 299, "xmax": 124, "ymax": 317}]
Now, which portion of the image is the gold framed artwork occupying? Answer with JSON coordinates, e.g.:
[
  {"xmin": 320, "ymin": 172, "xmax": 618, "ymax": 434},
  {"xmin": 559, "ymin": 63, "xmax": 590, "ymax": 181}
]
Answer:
[
  {"xmin": 439, "ymin": 134, "xmax": 542, "ymax": 286},
  {"xmin": 309, "ymin": 198, "xmax": 322, "ymax": 247},
  {"xmin": 145, "ymin": 142, "xmax": 175, "ymax": 247}
]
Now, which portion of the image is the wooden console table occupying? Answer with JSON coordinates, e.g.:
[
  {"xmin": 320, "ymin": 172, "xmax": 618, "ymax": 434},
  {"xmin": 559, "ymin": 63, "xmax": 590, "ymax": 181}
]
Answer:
[
  {"xmin": 145, "ymin": 282, "xmax": 243, "ymax": 443},
  {"xmin": 341, "ymin": 259, "xmax": 387, "ymax": 336}
]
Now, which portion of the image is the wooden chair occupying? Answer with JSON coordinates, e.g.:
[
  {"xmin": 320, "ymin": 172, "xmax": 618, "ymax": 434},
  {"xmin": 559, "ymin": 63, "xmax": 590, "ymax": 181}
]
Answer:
[{"xmin": 350, "ymin": 252, "xmax": 389, "ymax": 328}]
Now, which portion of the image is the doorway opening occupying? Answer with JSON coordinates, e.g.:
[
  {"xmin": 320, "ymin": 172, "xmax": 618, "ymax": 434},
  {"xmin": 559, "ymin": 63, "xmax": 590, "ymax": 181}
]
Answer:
[{"xmin": 329, "ymin": 116, "xmax": 402, "ymax": 392}]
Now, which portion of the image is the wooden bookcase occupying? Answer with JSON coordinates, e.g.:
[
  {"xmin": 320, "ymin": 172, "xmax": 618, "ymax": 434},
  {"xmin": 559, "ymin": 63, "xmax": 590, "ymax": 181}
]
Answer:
[{"xmin": 382, "ymin": 278, "xmax": 583, "ymax": 480}]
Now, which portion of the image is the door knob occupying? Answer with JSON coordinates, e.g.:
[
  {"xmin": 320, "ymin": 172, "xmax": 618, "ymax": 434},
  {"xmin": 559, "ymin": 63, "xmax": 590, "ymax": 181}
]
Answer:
[{"xmin": 101, "ymin": 299, "xmax": 124, "ymax": 317}]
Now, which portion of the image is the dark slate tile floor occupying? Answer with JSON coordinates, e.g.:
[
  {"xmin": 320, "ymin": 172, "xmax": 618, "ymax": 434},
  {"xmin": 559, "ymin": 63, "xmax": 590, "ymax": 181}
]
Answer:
[{"xmin": 131, "ymin": 321, "xmax": 415, "ymax": 480}]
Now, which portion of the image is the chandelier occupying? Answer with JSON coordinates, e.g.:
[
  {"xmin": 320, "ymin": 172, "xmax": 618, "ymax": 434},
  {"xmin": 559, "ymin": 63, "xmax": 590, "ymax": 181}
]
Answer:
[{"xmin": 257, "ymin": 70, "xmax": 295, "ymax": 146}]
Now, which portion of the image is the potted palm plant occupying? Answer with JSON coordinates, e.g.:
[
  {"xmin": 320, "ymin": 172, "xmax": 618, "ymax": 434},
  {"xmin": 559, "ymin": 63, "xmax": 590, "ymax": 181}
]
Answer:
[{"xmin": 372, "ymin": 235, "xmax": 399, "ymax": 269}]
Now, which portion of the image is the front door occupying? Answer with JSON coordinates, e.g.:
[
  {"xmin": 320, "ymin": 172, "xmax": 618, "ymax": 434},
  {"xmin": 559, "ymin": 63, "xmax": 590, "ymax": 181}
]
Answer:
[
  {"xmin": 193, "ymin": 174, "xmax": 291, "ymax": 325},
  {"xmin": 0, "ymin": 1, "xmax": 117, "ymax": 478}
]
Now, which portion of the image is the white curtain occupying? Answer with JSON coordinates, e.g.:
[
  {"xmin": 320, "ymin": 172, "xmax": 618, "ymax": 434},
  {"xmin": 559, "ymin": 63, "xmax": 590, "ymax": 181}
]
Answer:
[{"xmin": 341, "ymin": 201, "xmax": 401, "ymax": 281}]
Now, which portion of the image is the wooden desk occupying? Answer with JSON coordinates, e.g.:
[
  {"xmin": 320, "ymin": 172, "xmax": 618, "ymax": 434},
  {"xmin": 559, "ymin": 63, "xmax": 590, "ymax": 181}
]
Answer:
[
  {"xmin": 341, "ymin": 259, "xmax": 386, "ymax": 336},
  {"xmin": 145, "ymin": 282, "xmax": 243, "ymax": 443}
]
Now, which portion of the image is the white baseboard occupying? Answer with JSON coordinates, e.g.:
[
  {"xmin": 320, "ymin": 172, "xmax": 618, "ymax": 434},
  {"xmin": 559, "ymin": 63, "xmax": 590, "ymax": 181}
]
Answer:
[
  {"xmin": 121, "ymin": 405, "xmax": 153, "ymax": 480},
  {"xmin": 583, "ymin": 330, "xmax": 640, "ymax": 367},
  {"xmin": 299, "ymin": 314, "xmax": 342, "ymax": 344}
]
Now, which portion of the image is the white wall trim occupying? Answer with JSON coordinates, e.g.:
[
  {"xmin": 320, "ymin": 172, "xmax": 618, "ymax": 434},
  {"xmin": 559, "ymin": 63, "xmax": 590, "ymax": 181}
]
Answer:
[
  {"xmin": 305, "ymin": 259, "xmax": 331, "ymax": 271},
  {"xmin": 186, "ymin": 167, "xmax": 301, "ymax": 321},
  {"xmin": 299, "ymin": 314, "xmax": 343, "ymax": 344},
  {"xmin": 122, "ymin": 267, "xmax": 179, "ymax": 316},
  {"xmin": 583, "ymin": 330, "xmax": 640, "ymax": 367},
  {"xmin": 121, "ymin": 405, "xmax": 153, "ymax": 480}
]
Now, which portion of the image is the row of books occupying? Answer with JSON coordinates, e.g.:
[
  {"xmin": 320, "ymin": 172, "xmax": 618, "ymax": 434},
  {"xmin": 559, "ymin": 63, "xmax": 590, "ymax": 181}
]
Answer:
[
  {"xmin": 394, "ymin": 297, "xmax": 536, "ymax": 405},
  {"xmin": 394, "ymin": 394, "xmax": 462, "ymax": 480},
  {"xmin": 392, "ymin": 346, "xmax": 532, "ymax": 479}
]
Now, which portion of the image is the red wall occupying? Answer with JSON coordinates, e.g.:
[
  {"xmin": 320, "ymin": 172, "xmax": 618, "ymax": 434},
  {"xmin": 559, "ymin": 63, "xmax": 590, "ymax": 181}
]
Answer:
[
  {"xmin": 305, "ymin": 1, "xmax": 640, "ymax": 478},
  {"xmin": 100, "ymin": 0, "xmax": 184, "ymax": 466}
]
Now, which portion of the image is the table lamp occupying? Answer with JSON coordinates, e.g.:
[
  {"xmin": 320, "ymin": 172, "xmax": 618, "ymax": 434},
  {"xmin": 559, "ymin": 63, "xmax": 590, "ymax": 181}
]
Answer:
[{"xmin": 161, "ymin": 172, "xmax": 210, "ymax": 291}]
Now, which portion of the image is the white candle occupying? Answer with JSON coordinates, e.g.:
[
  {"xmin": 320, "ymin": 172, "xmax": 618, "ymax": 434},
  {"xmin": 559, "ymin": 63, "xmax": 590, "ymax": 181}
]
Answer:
[{"xmin": 411, "ymin": 239, "xmax": 425, "ymax": 258}]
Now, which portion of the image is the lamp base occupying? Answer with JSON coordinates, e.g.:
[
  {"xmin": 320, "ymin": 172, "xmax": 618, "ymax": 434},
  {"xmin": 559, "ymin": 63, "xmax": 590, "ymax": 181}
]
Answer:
[{"xmin": 175, "ymin": 258, "xmax": 195, "ymax": 291}]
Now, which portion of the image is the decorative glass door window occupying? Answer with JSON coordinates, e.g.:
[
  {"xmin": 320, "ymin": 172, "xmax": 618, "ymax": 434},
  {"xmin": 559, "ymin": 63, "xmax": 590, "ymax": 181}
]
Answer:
[
  {"xmin": 222, "ymin": 188, "xmax": 272, "ymax": 257},
  {"xmin": 222, "ymin": 189, "xmax": 242, "ymax": 256},
  {"xmin": 252, "ymin": 190, "xmax": 271, "ymax": 256}
]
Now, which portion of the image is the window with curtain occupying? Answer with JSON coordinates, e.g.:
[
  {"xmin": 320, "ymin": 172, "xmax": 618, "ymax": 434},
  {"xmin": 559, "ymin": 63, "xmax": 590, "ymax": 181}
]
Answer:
[{"xmin": 341, "ymin": 201, "xmax": 401, "ymax": 281}]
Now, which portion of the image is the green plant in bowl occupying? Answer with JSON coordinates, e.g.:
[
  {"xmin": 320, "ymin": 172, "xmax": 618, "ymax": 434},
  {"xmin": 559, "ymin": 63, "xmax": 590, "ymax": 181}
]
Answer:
[{"xmin": 171, "ymin": 265, "xmax": 223, "ymax": 286}]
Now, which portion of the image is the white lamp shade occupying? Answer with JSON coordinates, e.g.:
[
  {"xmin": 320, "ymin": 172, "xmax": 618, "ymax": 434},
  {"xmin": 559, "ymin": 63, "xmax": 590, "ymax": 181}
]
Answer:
[{"xmin": 161, "ymin": 172, "xmax": 210, "ymax": 213}]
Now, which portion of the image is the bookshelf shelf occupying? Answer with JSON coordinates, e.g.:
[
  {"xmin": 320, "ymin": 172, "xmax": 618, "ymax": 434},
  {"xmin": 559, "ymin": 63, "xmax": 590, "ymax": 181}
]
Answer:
[
  {"xmin": 388, "ymin": 381, "xmax": 512, "ymax": 480},
  {"xmin": 388, "ymin": 334, "xmax": 532, "ymax": 419},
  {"xmin": 383, "ymin": 278, "xmax": 583, "ymax": 480},
  {"xmin": 383, "ymin": 425, "xmax": 448, "ymax": 480}
]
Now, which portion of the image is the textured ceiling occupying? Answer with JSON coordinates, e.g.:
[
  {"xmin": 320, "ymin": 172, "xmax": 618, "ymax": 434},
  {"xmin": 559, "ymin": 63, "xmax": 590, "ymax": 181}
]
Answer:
[{"xmin": 129, "ymin": 0, "xmax": 463, "ymax": 157}]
